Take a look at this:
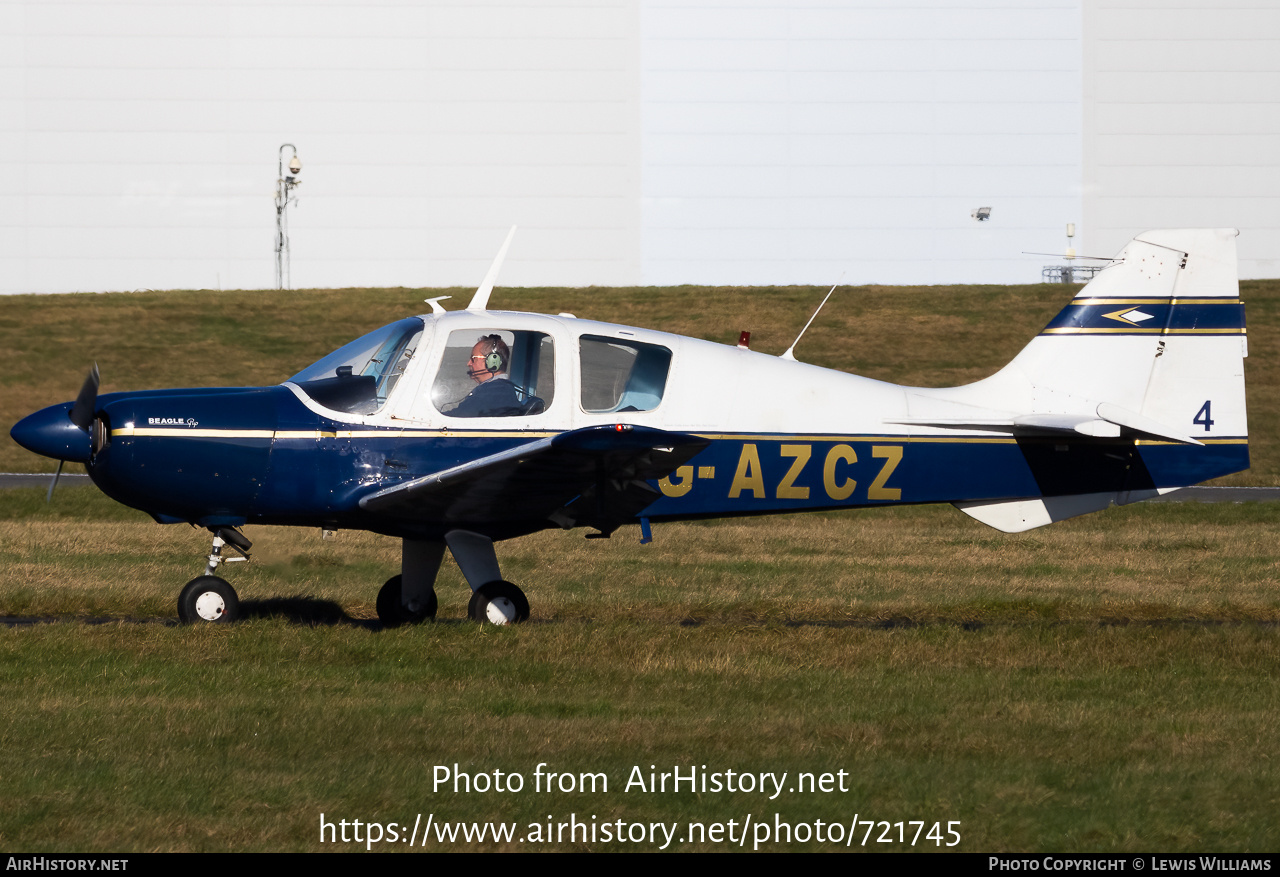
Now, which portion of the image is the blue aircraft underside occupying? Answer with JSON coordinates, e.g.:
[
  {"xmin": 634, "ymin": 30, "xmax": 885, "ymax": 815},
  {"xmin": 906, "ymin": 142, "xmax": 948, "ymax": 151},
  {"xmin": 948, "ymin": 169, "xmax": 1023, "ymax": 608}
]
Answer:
[{"xmin": 87, "ymin": 382, "xmax": 1247, "ymax": 535}]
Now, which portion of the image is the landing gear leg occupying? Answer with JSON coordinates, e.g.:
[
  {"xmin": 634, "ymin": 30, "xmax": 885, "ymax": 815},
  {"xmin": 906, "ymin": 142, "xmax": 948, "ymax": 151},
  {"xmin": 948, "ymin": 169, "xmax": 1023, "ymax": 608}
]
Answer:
[
  {"xmin": 445, "ymin": 529, "xmax": 529, "ymax": 625},
  {"xmin": 377, "ymin": 539, "xmax": 442, "ymax": 627},
  {"xmin": 178, "ymin": 527, "xmax": 250, "ymax": 624}
]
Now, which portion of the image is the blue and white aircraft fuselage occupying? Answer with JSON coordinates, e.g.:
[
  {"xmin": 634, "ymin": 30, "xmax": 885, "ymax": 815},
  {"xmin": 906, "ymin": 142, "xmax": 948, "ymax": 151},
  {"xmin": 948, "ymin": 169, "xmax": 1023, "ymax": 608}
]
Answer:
[{"xmin": 10, "ymin": 228, "xmax": 1249, "ymax": 625}]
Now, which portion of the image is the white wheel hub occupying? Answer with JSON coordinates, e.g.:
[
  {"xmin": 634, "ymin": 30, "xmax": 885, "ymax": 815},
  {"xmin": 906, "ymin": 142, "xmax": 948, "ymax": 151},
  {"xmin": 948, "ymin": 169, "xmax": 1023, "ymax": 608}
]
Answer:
[
  {"xmin": 484, "ymin": 597, "xmax": 516, "ymax": 625},
  {"xmin": 194, "ymin": 591, "xmax": 226, "ymax": 621}
]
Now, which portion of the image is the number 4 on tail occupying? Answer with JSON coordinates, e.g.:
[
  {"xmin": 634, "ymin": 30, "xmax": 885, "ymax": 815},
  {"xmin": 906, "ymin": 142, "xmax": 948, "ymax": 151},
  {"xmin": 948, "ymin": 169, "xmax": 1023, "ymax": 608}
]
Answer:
[{"xmin": 1193, "ymin": 401, "xmax": 1214, "ymax": 432}]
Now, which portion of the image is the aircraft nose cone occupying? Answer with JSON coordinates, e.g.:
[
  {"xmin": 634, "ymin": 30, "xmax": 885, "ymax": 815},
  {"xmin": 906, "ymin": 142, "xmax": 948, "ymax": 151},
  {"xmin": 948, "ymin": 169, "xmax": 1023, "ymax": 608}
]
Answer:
[{"xmin": 10, "ymin": 402, "xmax": 92, "ymax": 463}]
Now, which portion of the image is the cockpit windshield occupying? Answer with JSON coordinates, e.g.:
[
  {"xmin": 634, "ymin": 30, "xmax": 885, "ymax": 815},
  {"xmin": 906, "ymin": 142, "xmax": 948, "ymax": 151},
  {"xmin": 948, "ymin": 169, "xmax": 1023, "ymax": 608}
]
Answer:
[{"xmin": 288, "ymin": 317, "xmax": 425, "ymax": 415}]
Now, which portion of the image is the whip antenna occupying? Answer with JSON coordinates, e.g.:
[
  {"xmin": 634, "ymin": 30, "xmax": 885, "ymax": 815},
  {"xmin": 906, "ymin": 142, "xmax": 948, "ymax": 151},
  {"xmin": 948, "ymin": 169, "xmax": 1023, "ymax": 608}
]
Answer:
[{"xmin": 781, "ymin": 276, "xmax": 843, "ymax": 361}]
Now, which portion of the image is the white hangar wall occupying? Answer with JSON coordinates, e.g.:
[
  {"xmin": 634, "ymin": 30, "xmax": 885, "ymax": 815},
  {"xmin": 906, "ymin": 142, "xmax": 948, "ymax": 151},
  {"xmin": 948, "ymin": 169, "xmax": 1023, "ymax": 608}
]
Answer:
[
  {"xmin": 1, "ymin": 1, "xmax": 1275, "ymax": 294},
  {"xmin": 640, "ymin": 1, "xmax": 1084, "ymax": 285},
  {"xmin": 1082, "ymin": 0, "xmax": 1280, "ymax": 279},
  {"xmin": 1, "ymin": 1, "xmax": 645, "ymax": 294}
]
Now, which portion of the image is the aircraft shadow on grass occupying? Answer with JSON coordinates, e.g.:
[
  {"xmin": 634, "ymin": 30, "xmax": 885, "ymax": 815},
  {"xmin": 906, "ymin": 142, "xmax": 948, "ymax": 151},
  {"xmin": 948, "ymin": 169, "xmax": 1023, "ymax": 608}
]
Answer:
[{"xmin": 238, "ymin": 596, "xmax": 375, "ymax": 628}]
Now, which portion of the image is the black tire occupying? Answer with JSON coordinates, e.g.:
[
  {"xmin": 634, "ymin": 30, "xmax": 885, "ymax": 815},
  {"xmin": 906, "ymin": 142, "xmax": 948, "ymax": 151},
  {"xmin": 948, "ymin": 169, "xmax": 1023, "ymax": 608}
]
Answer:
[
  {"xmin": 177, "ymin": 576, "xmax": 239, "ymax": 624},
  {"xmin": 376, "ymin": 574, "xmax": 437, "ymax": 628},
  {"xmin": 467, "ymin": 580, "xmax": 530, "ymax": 625}
]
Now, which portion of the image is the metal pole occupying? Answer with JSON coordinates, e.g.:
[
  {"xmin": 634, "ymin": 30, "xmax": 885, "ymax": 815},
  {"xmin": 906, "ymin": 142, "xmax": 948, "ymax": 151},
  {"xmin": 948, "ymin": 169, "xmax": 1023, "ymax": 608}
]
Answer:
[{"xmin": 275, "ymin": 143, "xmax": 301, "ymax": 290}]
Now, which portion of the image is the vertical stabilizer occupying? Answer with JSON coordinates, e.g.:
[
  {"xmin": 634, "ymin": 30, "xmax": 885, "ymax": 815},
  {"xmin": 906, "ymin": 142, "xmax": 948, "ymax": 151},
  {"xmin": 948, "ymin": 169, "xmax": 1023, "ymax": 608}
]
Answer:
[
  {"xmin": 936, "ymin": 228, "xmax": 1248, "ymax": 532},
  {"xmin": 958, "ymin": 228, "xmax": 1247, "ymax": 444}
]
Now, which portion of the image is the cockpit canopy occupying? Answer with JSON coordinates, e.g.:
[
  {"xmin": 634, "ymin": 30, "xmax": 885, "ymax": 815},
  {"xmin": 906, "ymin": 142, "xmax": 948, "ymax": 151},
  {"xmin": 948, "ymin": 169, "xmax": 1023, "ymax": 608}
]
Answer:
[
  {"xmin": 288, "ymin": 317, "xmax": 424, "ymax": 414},
  {"xmin": 288, "ymin": 314, "xmax": 675, "ymax": 420}
]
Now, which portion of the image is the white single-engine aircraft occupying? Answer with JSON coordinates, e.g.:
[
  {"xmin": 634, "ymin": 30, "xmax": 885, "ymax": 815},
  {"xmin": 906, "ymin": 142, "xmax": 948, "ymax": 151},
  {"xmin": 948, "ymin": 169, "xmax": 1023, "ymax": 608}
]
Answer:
[{"xmin": 10, "ymin": 228, "xmax": 1248, "ymax": 625}]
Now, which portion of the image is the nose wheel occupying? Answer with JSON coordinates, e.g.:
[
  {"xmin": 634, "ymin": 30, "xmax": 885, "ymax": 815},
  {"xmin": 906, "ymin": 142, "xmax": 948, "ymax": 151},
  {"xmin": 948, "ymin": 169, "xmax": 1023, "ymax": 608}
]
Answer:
[
  {"xmin": 178, "ymin": 527, "xmax": 250, "ymax": 624},
  {"xmin": 178, "ymin": 575, "xmax": 240, "ymax": 624}
]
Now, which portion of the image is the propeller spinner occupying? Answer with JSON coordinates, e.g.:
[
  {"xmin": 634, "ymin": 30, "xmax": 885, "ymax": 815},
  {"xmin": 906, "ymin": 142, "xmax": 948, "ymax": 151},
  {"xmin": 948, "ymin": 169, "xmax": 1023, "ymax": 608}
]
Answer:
[{"xmin": 10, "ymin": 365, "xmax": 101, "ymax": 501}]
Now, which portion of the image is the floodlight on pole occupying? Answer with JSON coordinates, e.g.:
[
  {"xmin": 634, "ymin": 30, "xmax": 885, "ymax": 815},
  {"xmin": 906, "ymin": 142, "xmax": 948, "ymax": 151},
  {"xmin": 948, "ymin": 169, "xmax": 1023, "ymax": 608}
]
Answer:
[{"xmin": 274, "ymin": 143, "xmax": 302, "ymax": 290}]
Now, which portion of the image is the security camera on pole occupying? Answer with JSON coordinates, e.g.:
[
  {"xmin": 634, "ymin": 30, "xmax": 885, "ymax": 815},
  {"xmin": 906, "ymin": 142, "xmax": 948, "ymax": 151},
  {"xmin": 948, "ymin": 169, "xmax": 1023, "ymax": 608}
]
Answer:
[{"xmin": 274, "ymin": 144, "xmax": 302, "ymax": 290}]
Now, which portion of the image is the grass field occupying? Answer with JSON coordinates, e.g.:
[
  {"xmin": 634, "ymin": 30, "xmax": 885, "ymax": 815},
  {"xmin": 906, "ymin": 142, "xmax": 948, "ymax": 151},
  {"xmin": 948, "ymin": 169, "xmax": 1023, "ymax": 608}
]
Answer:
[
  {"xmin": 4, "ymin": 279, "xmax": 1279, "ymax": 479},
  {"xmin": 1, "ymin": 282, "xmax": 1278, "ymax": 852}
]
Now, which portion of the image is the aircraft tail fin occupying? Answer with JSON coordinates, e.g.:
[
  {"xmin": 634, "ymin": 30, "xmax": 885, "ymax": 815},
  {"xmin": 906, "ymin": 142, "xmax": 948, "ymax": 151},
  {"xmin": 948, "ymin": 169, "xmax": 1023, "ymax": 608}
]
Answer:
[
  {"xmin": 988, "ymin": 228, "xmax": 1246, "ymax": 442},
  {"xmin": 906, "ymin": 228, "xmax": 1249, "ymax": 532}
]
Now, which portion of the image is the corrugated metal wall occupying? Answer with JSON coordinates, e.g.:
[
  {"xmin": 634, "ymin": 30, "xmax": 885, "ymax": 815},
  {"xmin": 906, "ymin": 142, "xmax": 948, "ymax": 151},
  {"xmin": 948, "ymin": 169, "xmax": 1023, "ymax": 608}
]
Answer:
[
  {"xmin": 1082, "ymin": 0, "xmax": 1280, "ymax": 277},
  {"xmin": 2, "ymin": 1, "xmax": 643, "ymax": 292},
  {"xmin": 1, "ymin": 1, "xmax": 1274, "ymax": 293},
  {"xmin": 641, "ymin": 2, "xmax": 1082, "ymax": 285}
]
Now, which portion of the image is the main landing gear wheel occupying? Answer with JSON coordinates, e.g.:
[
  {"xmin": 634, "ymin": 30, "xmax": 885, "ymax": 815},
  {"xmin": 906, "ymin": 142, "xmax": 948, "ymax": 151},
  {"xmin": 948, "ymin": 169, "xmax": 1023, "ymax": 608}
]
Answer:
[
  {"xmin": 376, "ymin": 574, "xmax": 437, "ymax": 628},
  {"xmin": 467, "ymin": 580, "xmax": 530, "ymax": 625},
  {"xmin": 177, "ymin": 576, "xmax": 240, "ymax": 624}
]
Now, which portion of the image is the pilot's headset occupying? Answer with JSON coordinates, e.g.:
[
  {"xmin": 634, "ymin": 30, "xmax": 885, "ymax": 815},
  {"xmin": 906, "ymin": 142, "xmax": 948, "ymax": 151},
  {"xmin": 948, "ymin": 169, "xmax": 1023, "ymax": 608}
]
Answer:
[{"xmin": 481, "ymin": 334, "xmax": 506, "ymax": 373}]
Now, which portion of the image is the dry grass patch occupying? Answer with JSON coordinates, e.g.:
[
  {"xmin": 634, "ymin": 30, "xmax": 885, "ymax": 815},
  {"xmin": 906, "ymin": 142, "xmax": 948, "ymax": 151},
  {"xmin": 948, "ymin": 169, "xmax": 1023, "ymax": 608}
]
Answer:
[
  {"xmin": 4, "ymin": 282, "xmax": 1278, "ymax": 480},
  {"xmin": 5, "ymin": 490, "xmax": 1278, "ymax": 624}
]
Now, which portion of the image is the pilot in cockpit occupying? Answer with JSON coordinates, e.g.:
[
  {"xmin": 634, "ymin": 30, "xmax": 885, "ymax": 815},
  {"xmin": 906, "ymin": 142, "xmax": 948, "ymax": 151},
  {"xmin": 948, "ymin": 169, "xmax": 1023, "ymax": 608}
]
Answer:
[{"xmin": 446, "ymin": 335, "xmax": 526, "ymax": 418}]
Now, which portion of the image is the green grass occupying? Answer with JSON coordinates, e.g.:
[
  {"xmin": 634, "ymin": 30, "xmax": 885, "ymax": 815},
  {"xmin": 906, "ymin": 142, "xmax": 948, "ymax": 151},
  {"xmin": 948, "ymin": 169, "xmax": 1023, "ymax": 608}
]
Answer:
[
  {"xmin": 1, "ymin": 598, "xmax": 1277, "ymax": 851},
  {"xmin": 4, "ymin": 280, "xmax": 1278, "ymax": 480},
  {"xmin": 2, "ymin": 284, "xmax": 1279, "ymax": 851},
  {"xmin": 2, "ymin": 489, "xmax": 1279, "ymax": 851}
]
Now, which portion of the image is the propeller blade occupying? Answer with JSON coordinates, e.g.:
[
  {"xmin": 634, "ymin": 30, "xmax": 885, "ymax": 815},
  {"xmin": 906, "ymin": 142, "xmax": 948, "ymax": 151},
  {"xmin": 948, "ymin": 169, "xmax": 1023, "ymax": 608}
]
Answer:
[
  {"xmin": 46, "ymin": 460, "xmax": 64, "ymax": 504},
  {"xmin": 69, "ymin": 363, "xmax": 100, "ymax": 431}
]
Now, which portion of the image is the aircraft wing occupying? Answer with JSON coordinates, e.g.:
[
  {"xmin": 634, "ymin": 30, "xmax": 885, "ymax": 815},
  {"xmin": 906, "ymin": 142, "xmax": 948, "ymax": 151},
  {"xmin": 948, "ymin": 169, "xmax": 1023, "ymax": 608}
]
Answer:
[{"xmin": 358, "ymin": 424, "xmax": 710, "ymax": 533}]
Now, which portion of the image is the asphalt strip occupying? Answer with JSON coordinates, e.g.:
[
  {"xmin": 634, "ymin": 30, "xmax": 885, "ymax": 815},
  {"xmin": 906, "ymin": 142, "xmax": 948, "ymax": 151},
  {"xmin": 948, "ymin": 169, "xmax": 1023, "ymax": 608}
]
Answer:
[{"xmin": 2, "ymin": 472, "xmax": 92, "ymax": 488}]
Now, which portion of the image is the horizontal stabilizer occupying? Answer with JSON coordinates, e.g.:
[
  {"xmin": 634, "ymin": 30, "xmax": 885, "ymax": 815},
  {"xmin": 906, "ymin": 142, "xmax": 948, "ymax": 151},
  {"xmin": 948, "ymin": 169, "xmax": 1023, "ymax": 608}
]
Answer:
[
  {"xmin": 890, "ymin": 404, "xmax": 1201, "ymax": 444},
  {"xmin": 1014, "ymin": 414, "xmax": 1120, "ymax": 437},
  {"xmin": 890, "ymin": 414, "xmax": 1116, "ymax": 438},
  {"xmin": 1095, "ymin": 402, "xmax": 1203, "ymax": 446}
]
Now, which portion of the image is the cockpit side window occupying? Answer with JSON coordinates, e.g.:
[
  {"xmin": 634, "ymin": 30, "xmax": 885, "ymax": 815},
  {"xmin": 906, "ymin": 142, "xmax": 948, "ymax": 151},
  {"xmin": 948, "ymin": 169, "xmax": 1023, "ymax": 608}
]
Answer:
[
  {"xmin": 288, "ymin": 317, "xmax": 425, "ymax": 415},
  {"xmin": 433, "ymin": 329, "xmax": 555, "ymax": 418},
  {"xmin": 579, "ymin": 335, "xmax": 672, "ymax": 413}
]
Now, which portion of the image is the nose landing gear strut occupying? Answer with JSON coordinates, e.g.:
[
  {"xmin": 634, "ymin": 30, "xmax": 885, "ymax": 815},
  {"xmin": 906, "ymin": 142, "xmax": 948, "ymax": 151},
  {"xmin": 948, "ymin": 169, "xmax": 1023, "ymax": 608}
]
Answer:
[{"xmin": 177, "ymin": 527, "xmax": 251, "ymax": 624}]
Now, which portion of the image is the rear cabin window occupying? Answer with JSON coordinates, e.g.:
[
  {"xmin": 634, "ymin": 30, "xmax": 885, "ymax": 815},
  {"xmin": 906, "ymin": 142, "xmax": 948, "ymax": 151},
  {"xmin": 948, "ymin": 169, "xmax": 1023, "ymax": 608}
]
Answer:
[
  {"xmin": 432, "ymin": 329, "xmax": 555, "ymax": 418},
  {"xmin": 579, "ymin": 335, "xmax": 672, "ymax": 413}
]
